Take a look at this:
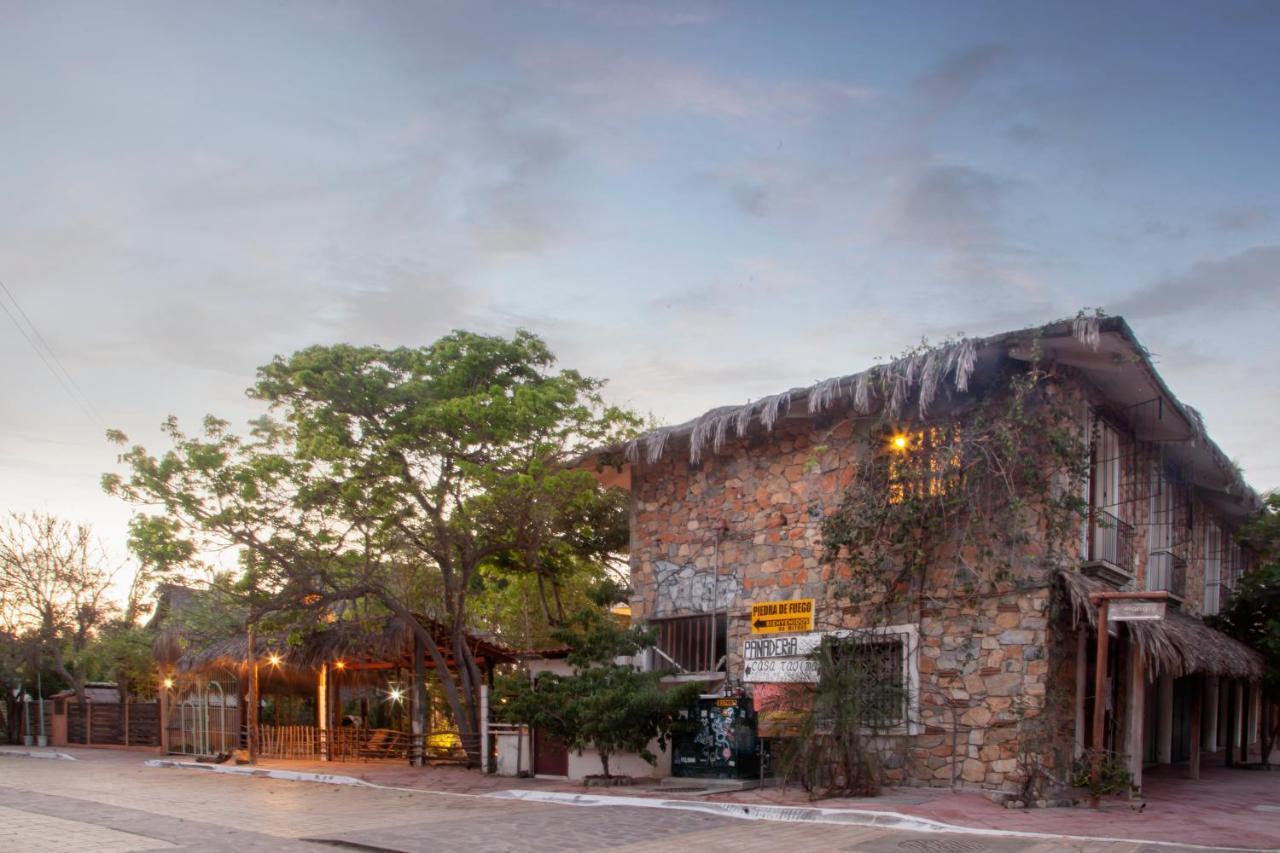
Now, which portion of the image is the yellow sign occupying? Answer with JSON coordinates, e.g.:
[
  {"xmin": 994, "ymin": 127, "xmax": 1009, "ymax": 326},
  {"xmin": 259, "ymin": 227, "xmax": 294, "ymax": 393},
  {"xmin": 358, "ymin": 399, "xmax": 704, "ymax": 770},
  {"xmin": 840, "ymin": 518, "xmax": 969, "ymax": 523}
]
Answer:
[{"xmin": 750, "ymin": 598, "xmax": 814, "ymax": 635}]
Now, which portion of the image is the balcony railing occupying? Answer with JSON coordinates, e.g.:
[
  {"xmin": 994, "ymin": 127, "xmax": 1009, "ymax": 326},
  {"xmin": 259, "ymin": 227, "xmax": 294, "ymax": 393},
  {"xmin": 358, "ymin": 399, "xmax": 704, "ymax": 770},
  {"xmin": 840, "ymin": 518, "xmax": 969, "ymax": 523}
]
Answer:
[
  {"xmin": 1087, "ymin": 508, "xmax": 1135, "ymax": 575},
  {"xmin": 1148, "ymin": 551, "xmax": 1187, "ymax": 600}
]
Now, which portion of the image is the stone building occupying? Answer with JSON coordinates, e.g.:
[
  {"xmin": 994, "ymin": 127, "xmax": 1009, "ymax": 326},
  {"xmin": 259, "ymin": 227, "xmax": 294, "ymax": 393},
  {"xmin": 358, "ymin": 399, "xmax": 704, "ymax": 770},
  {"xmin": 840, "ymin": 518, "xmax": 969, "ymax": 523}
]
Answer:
[{"xmin": 585, "ymin": 315, "xmax": 1266, "ymax": 794}]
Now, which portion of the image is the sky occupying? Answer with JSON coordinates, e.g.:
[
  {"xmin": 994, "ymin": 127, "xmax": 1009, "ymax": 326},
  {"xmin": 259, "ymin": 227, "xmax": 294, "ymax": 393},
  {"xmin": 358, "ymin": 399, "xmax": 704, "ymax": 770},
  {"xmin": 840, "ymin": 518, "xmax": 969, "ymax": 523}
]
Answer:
[{"xmin": 2, "ymin": 0, "xmax": 1279, "ymax": 586}]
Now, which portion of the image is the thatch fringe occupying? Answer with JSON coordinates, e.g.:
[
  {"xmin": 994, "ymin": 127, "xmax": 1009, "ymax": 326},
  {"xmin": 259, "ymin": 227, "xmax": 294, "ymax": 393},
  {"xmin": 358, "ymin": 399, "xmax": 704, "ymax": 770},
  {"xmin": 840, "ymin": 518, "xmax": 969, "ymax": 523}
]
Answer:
[
  {"xmin": 164, "ymin": 615, "xmax": 518, "ymax": 681},
  {"xmin": 1057, "ymin": 569, "xmax": 1263, "ymax": 680},
  {"xmin": 625, "ymin": 336, "xmax": 981, "ymax": 466},
  {"xmin": 1073, "ymin": 314, "xmax": 1102, "ymax": 350}
]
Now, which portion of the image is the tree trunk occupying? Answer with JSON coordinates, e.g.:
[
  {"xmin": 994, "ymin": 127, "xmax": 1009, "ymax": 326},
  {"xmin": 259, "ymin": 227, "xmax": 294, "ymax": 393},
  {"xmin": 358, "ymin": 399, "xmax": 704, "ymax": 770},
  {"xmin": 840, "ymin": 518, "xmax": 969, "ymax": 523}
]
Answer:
[
  {"xmin": 376, "ymin": 598, "xmax": 480, "ymax": 765},
  {"xmin": 551, "ymin": 577, "xmax": 565, "ymax": 625},
  {"xmin": 599, "ymin": 749, "xmax": 611, "ymax": 778}
]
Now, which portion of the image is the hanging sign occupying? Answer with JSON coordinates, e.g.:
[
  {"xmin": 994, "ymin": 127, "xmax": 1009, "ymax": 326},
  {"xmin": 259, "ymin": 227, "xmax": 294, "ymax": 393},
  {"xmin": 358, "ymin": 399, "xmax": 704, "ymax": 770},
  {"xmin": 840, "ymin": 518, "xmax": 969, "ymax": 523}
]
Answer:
[
  {"xmin": 743, "ymin": 656, "xmax": 819, "ymax": 683},
  {"xmin": 749, "ymin": 598, "xmax": 814, "ymax": 635},
  {"xmin": 1107, "ymin": 600, "xmax": 1166, "ymax": 622},
  {"xmin": 743, "ymin": 631, "xmax": 822, "ymax": 683}
]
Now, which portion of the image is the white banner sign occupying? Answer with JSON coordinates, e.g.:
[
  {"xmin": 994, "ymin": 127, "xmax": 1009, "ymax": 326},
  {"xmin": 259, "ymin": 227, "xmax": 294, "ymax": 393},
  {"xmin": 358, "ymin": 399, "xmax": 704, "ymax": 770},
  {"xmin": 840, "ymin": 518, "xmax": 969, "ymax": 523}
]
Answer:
[
  {"xmin": 742, "ymin": 632, "xmax": 824, "ymax": 660},
  {"xmin": 742, "ymin": 656, "xmax": 819, "ymax": 683}
]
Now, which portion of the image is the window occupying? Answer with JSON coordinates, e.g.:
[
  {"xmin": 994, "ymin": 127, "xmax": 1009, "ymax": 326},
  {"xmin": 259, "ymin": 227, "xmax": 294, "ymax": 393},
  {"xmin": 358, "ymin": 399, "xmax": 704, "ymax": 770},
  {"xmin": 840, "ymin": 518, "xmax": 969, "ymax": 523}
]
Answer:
[
  {"xmin": 831, "ymin": 635, "xmax": 906, "ymax": 727},
  {"xmin": 825, "ymin": 624, "xmax": 920, "ymax": 734},
  {"xmin": 1087, "ymin": 416, "xmax": 1134, "ymax": 572},
  {"xmin": 887, "ymin": 426, "xmax": 961, "ymax": 504},
  {"xmin": 1204, "ymin": 522, "xmax": 1222, "ymax": 616},
  {"xmin": 649, "ymin": 613, "xmax": 726, "ymax": 674}
]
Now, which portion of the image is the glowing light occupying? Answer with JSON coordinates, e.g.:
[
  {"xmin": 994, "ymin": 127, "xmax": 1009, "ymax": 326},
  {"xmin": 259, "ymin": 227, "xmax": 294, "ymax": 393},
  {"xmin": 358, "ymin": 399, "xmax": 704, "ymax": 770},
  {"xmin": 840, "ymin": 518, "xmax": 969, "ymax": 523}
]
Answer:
[
  {"xmin": 333, "ymin": 660, "xmax": 346, "ymax": 671},
  {"xmin": 387, "ymin": 687, "xmax": 405, "ymax": 703},
  {"xmin": 891, "ymin": 434, "xmax": 909, "ymax": 451},
  {"xmin": 162, "ymin": 677, "xmax": 174, "ymax": 689},
  {"xmin": 267, "ymin": 654, "xmax": 282, "ymax": 667}
]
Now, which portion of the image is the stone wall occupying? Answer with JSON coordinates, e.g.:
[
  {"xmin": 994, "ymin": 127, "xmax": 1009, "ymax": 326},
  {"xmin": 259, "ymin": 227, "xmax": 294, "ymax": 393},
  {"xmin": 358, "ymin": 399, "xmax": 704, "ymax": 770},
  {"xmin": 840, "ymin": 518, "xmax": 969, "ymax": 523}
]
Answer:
[{"xmin": 628, "ymin": 405, "xmax": 1072, "ymax": 793}]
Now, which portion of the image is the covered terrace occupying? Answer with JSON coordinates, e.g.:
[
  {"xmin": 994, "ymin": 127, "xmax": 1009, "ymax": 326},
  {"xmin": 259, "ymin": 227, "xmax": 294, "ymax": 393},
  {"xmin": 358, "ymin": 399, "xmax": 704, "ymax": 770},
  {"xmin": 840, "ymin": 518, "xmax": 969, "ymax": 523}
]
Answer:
[{"xmin": 156, "ymin": 614, "xmax": 518, "ymax": 767}]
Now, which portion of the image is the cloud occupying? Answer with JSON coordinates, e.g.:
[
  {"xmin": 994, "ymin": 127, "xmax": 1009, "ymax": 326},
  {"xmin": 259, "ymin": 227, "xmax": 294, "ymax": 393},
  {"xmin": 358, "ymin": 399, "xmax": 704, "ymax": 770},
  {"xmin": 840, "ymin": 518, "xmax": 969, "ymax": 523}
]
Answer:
[
  {"xmin": 1109, "ymin": 244, "xmax": 1280, "ymax": 320},
  {"xmin": 881, "ymin": 164, "xmax": 1018, "ymax": 252},
  {"xmin": 520, "ymin": 48, "xmax": 872, "ymax": 122},
  {"xmin": 912, "ymin": 44, "xmax": 1012, "ymax": 108},
  {"xmin": 1211, "ymin": 204, "xmax": 1272, "ymax": 232},
  {"xmin": 535, "ymin": 0, "xmax": 721, "ymax": 26}
]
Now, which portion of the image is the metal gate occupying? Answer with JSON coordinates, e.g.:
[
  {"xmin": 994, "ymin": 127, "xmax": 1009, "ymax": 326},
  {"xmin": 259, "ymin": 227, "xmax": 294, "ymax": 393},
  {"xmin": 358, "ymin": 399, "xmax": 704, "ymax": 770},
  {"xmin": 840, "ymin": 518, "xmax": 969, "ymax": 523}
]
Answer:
[{"xmin": 166, "ymin": 670, "xmax": 242, "ymax": 756}]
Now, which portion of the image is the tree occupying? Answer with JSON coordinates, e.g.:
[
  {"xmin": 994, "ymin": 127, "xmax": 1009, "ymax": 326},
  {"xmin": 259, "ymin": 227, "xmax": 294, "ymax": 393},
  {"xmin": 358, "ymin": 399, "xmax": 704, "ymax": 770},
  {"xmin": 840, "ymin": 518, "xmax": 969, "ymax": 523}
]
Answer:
[
  {"xmin": 497, "ymin": 610, "xmax": 698, "ymax": 778},
  {"xmin": 105, "ymin": 330, "xmax": 637, "ymax": 761},
  {"xmin": 1215, "ymin": 493, "xmax": 1280, "ymax": 765},
  {"xmin": 0, "ymin": 512, "xmax": 119, "ymax": 709}
]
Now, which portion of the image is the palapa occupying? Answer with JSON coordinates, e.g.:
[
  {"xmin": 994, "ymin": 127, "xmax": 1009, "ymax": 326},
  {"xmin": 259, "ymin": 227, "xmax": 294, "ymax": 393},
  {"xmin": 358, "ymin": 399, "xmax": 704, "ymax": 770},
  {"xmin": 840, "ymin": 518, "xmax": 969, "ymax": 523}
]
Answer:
[{"xmin": 1058, "ymin": 569, "xmax": 1263, "ymax": 680}]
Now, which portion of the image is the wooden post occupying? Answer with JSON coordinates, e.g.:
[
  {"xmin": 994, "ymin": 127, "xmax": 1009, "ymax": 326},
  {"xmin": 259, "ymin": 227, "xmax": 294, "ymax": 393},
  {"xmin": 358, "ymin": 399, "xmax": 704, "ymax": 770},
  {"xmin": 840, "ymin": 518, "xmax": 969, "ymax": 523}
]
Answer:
[
  {"xmin": 1189, "ymin": 676, "xmax": 1203, "ymax": 780},
  {"xmin": 124, "ymin": 695, "xmax": 131, "ymax": 748},
  {"xmin": 317, "ymin": 664, "xmax": 328, "ymax": 762},
  {"xmin": 247, "ymin": 627, "xmax": 259, "ymax": 763},
  {"xmin": 1090, "ymin": 598, "xmax": 1110, "ymax": 806},
  {"xmin": 159, "ymin": 674, "xmax": 170, "ymax": 754},
  {"xmin": 1225, "ymin": 678, "xmax": 1237, "ymax": 767},
  {"xmin": 411, "ymin": 632, "xmax": 426, "ymax": 767}
]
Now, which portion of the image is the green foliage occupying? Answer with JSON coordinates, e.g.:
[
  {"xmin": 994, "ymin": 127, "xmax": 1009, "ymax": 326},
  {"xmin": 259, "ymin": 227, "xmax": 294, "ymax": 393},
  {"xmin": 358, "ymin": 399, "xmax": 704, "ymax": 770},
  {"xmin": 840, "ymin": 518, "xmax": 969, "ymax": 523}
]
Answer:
[
  {"xmin": 1212, "ymin": 525, "xmax": 1280, "ymax": 763},
  {"xmin": 105, "ymin": 329, "xmax": 639, "ymax": 759},
  {"xmin": 1070, "ymin": 748, "xmax": 1137, "ymax": 802},
  {"xmin": 819, "ymin": 337, "xmax": 1090, "ymax": 615},
  {"xmin": 497, "ymin": 609, "xmax": 698, "ymax": 777},
  {"xmin": 776, "ymin": 634, "xmax": 907, "ymax": 798}
]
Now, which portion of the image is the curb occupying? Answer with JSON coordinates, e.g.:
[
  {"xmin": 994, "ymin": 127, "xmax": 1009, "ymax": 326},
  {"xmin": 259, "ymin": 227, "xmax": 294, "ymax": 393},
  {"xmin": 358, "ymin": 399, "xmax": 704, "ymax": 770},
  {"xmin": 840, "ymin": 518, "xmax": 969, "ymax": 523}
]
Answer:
[
  {"xmin": 0, "ymin": 748, "xmax": 76, "ymax": 761},
  {"xmin": 142, "ymin": 760, "xmax": 1274, "ymax": 852},
  {"xmin": 143, "ymin": 759, "xmax": 373, "ymax": 787}
]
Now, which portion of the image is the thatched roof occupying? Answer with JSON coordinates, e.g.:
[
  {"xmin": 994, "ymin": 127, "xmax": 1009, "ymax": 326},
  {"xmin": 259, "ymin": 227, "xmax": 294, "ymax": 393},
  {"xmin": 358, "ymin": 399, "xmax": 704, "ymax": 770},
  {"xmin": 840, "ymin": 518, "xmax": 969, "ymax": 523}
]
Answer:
[
  {"xmin": 600, "ymin": 315, "xmax": 1259, "ymax": 520},
  {"xmin": 1058, "ymin": 569, "xmax": 1264, "ymax": 680},
  {"xmin": 160, "ymin": 614, "xmax": 518, "ymax": 680}
]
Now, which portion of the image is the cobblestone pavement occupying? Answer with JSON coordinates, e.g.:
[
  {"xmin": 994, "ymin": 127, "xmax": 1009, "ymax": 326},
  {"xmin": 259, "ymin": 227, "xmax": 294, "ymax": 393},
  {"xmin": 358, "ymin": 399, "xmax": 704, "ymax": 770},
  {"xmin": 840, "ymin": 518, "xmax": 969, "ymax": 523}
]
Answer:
[{"xmin": 0, "ymin": 751, "xmax": 1242, "ymax": 853}]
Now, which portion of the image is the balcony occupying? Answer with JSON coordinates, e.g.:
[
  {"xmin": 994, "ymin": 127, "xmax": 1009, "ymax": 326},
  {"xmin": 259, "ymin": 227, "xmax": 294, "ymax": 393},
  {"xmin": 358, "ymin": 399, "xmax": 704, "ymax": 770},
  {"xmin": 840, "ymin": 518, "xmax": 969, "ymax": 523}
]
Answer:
[
  {"xmin": 1148, "ymin": 551, "xmax": 1187, "ymax": 602},
  {"xmin": 1083, "ymin": 508, "xmax": 1136, "ymax": 587}
]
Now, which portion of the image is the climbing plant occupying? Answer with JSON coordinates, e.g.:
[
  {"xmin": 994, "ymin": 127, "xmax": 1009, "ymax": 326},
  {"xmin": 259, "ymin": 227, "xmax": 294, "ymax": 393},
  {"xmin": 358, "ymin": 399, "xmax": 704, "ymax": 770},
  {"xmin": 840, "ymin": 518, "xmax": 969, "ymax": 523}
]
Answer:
[{"xmin": 778, "ymin": 315, "xmax": 1105, "ymax": 796}]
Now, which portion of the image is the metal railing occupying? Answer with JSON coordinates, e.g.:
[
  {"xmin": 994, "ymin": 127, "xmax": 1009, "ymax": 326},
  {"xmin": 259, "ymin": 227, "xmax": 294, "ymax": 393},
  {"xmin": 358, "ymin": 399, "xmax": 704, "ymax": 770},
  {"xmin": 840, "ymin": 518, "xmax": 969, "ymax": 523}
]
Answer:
[
  {"xmin": 1148, "ymin": 551, "xmax": 1188, "ymax": 599},
  {"xmin": 650, "ymin": 613, "xmax": 726, "ymax": 674},
  {"xmin": 1088, "ymin": 508, "xmax": 1135, "ymax": 573}
]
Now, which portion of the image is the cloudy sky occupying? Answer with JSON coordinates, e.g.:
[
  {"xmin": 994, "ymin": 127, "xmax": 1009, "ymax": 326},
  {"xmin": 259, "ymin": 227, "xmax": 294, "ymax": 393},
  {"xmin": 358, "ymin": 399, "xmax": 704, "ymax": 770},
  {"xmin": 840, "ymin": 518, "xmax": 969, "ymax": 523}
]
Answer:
[{"xmin": 2, "ymin": 0, "xmax": 1278, "ymax": 575}]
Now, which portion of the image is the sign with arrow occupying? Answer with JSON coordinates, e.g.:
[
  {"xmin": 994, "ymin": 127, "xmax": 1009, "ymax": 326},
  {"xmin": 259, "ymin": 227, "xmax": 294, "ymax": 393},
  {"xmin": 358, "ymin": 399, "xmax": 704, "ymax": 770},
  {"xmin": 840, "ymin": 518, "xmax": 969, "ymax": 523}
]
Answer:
[{"xmin": 750, "ymin": 598, "xmax": 814, "ymax": 635}]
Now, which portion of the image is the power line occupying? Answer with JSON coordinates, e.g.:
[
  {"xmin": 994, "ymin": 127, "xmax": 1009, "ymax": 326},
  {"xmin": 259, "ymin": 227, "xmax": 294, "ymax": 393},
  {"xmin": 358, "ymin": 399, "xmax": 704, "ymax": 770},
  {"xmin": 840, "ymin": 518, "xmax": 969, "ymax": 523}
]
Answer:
[{"xmin": 0, "ymin": 277, "xmax": 103, "ymax": 429}]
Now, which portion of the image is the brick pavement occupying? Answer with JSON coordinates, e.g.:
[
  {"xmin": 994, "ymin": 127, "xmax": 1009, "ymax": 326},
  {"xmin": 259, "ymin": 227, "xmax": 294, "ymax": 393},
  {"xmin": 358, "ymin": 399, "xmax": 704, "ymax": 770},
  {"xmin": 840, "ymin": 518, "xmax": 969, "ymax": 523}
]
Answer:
[{"xmin": 0, "ymin": 750, "xmax": 1255, "ymax": 852}]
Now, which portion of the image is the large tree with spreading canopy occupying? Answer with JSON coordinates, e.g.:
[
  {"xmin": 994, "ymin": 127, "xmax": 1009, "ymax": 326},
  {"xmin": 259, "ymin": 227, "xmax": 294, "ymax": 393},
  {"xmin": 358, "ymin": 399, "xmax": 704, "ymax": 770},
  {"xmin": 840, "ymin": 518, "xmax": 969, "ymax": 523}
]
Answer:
[{"xmin": 104, "ymin": 330, "xmax": 636, "ymax": 760}]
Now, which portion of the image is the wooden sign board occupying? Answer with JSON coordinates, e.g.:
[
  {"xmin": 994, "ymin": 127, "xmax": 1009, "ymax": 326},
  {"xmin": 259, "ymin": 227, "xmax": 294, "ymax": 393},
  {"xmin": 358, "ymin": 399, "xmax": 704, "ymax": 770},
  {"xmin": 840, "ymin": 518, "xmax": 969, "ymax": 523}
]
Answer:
[
  {"xmin": 750, "ymin": 598, "xmax": 814, "ymax": 635},
  {"xmin": 1108, "ymin": 600, "xmax": 1166, "ymax": 622}
]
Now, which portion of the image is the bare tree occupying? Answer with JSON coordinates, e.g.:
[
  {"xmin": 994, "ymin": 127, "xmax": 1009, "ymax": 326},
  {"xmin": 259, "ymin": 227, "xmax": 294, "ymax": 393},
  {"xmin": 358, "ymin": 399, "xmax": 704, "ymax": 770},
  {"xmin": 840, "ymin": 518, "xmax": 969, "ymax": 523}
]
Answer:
[{"xmin": 0, "ymin": 512, "xmax": 118, "ymax": 708}]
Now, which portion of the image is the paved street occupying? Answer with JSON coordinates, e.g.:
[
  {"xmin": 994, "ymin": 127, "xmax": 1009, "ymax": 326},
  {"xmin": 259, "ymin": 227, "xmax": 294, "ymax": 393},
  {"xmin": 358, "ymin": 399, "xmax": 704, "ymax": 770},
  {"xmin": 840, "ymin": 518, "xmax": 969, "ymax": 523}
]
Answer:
[{"xmin": 0, "ymin": 751, "xmax": 1258, "ymax": 853}]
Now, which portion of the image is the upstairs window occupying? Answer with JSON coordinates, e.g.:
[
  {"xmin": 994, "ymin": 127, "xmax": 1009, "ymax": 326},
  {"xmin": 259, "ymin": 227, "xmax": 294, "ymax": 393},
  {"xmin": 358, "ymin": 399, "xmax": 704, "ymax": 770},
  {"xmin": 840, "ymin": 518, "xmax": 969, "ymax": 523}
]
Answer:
[
  {"xmin": 1203, "ymin": 522, "xmax": 1222, "ymax": 616},
  {"xmin": 887, "ymin": 426, "xmax": 961, "ymax": 505}
]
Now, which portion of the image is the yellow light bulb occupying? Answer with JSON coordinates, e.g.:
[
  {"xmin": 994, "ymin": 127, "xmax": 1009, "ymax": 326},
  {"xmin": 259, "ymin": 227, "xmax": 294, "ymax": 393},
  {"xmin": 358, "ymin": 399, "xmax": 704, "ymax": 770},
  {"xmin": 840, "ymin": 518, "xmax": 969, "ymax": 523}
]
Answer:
[{"xmin": 892, "ymin": 434, "xmax": 909, "ymax": 450}]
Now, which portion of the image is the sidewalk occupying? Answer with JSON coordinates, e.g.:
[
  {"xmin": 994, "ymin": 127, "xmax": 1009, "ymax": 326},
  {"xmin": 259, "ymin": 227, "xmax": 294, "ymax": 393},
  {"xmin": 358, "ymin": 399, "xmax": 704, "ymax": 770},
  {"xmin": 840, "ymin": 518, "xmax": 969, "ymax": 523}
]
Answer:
[{"xmin": 13, "ymin": 746, "xmax": 1279, "ymax": 850}]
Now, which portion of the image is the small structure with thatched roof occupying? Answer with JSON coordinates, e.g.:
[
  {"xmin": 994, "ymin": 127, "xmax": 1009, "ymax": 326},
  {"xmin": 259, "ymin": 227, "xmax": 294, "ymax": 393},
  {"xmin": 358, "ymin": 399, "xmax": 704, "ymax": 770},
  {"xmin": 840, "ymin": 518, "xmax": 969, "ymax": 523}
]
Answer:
[
  {"xmin": 579, "ymin": 315, "xmax": 1272, "ymax": 794},
  {"xmin": 154, "ymin": 601, "xmax": 517, "ymax": 765}
]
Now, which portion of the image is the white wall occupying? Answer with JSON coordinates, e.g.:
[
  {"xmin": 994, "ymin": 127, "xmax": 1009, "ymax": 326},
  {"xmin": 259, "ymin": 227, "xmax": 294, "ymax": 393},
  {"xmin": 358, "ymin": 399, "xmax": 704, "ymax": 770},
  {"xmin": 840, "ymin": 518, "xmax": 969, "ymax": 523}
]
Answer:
[{"xmin": 566, "ymin": 737, "xmax": 671, "ymax": 780}]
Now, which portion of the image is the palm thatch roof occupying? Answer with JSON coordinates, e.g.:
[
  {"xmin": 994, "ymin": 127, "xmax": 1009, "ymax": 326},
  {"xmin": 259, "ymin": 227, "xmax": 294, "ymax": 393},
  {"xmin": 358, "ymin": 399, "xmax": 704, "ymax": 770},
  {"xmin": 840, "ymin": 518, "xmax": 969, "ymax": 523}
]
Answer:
[
  {"xmin": 158, "ymin": 614, "xmax": 518, "ymax": 681},
  {"xmin": 1058, "ymin": 569, "xmax": 1264, "ymax": 680},
  {"xmin": 598, "ymin": 315, "xmax": 1259, "ymax": 520}
]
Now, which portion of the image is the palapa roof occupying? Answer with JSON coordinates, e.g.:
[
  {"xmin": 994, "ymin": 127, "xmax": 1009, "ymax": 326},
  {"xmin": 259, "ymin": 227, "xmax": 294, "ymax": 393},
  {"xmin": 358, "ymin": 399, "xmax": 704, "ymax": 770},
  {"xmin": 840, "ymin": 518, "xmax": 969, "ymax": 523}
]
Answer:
[
  {"xmin": 595, "ymin": 315, "xmax": 1259, "ymax": 521},
  {"xmin": 1058, "ymin": 569, "xmax": 1264, "ymax": 680},
  {"xmin": 159, "ymin": 613, "xmax": 518, "ymax": 680}
]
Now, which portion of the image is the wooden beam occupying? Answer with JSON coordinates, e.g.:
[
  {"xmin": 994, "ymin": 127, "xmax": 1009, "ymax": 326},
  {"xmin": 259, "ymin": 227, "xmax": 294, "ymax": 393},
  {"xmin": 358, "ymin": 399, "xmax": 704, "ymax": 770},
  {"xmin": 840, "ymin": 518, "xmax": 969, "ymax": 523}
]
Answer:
[
  {"xmin": 1190, "ymin": 676, "xmax": 1203, "ymax": 780},
  {"xmin": 1090, "ymin": 598, "xmax": 1111, "ymax": 807}
]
